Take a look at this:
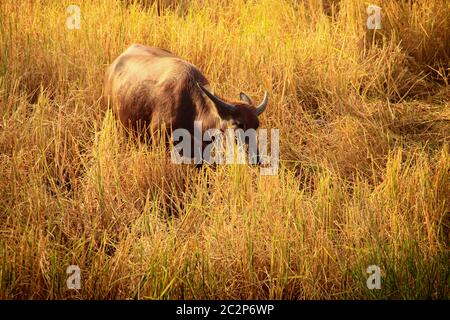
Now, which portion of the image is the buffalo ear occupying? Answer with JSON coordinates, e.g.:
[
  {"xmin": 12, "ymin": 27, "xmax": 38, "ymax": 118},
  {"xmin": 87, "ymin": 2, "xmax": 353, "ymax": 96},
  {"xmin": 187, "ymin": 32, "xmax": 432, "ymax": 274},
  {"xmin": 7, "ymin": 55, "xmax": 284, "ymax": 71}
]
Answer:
[{"xmin": 239, "ymin": 92, "xmax": 252, "ymax": 104}]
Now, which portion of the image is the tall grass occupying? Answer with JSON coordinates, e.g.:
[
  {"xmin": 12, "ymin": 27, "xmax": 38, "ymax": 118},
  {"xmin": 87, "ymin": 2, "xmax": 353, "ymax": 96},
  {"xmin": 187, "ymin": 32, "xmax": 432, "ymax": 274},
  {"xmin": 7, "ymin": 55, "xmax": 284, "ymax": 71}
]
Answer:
[{"xmin": 0, "ymin": 0, "xmax": 448, "ymax": 299}]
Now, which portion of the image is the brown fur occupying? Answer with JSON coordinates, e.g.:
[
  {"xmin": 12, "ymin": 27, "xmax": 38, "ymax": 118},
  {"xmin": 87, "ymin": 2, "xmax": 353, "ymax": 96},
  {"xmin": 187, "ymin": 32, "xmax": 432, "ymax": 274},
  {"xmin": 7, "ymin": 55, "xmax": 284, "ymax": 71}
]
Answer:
[{"xmin": 103, "ymin": 44, "xmax": 261, "ymax": 141}]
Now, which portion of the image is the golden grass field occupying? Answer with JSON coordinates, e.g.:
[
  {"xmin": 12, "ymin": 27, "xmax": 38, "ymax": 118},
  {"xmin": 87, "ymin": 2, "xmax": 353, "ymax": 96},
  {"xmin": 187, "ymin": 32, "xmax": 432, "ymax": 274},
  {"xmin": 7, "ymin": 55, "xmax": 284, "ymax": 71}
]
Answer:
[{"xmin": 0, "ymin": 0, "xmax": 449, "ymax": 299}]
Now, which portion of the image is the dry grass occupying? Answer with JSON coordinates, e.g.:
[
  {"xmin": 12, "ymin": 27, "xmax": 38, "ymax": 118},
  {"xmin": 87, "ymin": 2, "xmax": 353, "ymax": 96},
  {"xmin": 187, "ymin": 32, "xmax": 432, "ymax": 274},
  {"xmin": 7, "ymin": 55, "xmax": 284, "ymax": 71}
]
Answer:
[{"xmin": 0, "ymin": 0, "xmax": 449, "ymax": 299}]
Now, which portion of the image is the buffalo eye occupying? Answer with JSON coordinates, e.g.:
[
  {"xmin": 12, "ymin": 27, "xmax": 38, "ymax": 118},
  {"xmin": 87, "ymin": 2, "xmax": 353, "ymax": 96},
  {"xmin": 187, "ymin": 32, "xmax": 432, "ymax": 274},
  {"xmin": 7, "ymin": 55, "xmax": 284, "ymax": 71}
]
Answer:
[{"xmin": 233, "ymin": 120, "xmax": 245, "ymax": 130}]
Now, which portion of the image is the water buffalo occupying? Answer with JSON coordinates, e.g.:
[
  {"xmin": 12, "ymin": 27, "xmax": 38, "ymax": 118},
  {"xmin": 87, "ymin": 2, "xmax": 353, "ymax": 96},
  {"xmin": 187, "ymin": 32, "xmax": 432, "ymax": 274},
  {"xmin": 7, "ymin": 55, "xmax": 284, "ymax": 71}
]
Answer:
[{"xmin": 103, "ymin": 44, "xmax": 269, "ymax": 158}]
